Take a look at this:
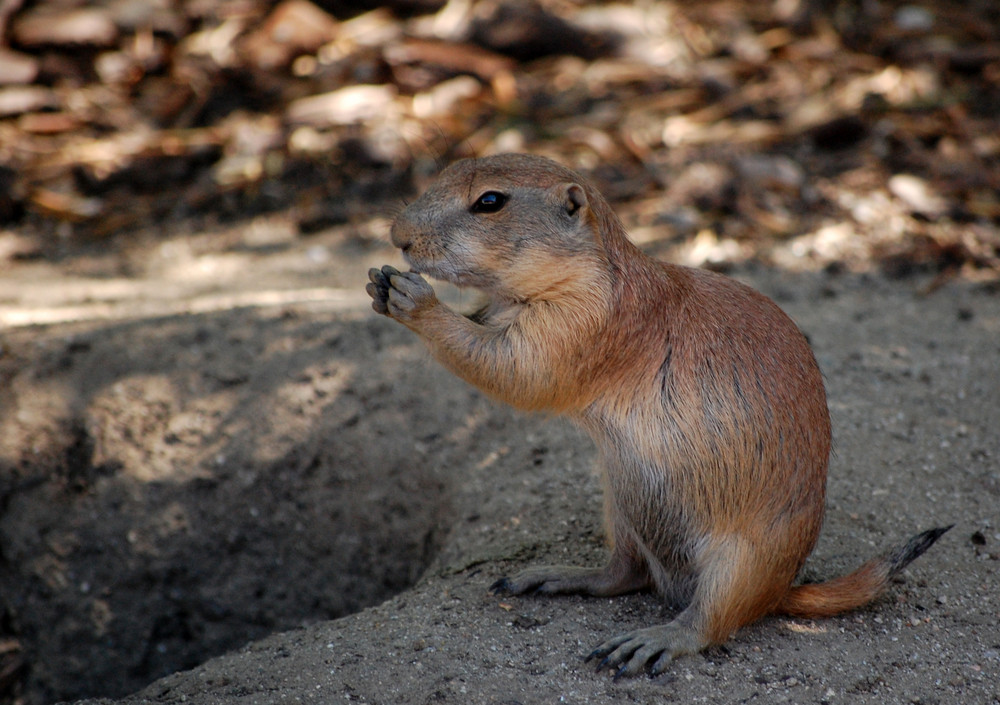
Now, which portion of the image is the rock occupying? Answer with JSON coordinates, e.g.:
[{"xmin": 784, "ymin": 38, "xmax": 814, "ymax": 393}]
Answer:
[
  {"xmin": 412, "ymin": 75, "xmax": 482, "ymax": 118},
  {"xmin": 383, "ymin": 38, "xmax": 515, "ymax": 82},
  {"xmin": 239, "ymin": 0, "xmax": 338, "ymax": 71},
  {"xmin": 133, "ymin": 75, "xmax": 197, "ymax": 126},
  {"xmin": 95, "ymin": 51, "xmax": 143, "ymax": 86},
  {"xmin": 888, "ymin": 174, "xmax": 947, "ymax": 217},
  {"xmin": 332, "ymin": 8, "xmax": 401, "ymax": 50},
  {"xmin": 470, "ymin": 0, "xmax": 614, "ymax": 61},
  {"xmin": 0, "ymin": 86, "xmax": 59, "ymax": 118},
  {"xmin": 29, "ymin": 188, "xmax": 104, "ymax": 221},
  {"xmin": 573, "ymin": 2, "xmax": 687, "ymax": 67},
  {"xmin": 736, "ymin": 154, "xmax": 805, "ymax": 193},
  {"xmin": 665, "ymin": 162, "xmax": 735, "ymax": 213},
  {"xmin": 12, "ymin": 7, "xmax": 118, "ymax": 48},
  {"xmin": 894, "ymin": 6, "xmax": 934, "ymax": 32},
  {"xmin": 104, "ymin": 0, "xmax": 188, "ymax": 38},
  {"xmin": 286, "ymin": 84, "xmax": 397, "ymax": 127},
  {"xmin": 0, "ymin": 48, "xmax": 39, "ymax": 85},
  {"xmin": 18, "ymin": 112, "xmax": 82, "ymax": 135}
]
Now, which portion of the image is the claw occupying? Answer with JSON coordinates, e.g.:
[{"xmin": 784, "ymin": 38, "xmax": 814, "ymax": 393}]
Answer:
[
  {"xmin": 366, "ymin": 268, "xmax": 390, "ymax": 314},
  {"xmin": 585, "ymin": 623, "xmax": 702, "ymax": 678},
  {"xmin": 649, "ymin": 653, "xmax": 672, "ymax": 677},
  {"xmin": 367, "ymin": 267, "xmax": 387, "ymax": 286},
  {"xmin": 587, "ymin": 632, "xmax": 630, "ymax": 670},
  {"xmin": 489, "ymin": 577, "xmax": 512, "ymax": 595}
]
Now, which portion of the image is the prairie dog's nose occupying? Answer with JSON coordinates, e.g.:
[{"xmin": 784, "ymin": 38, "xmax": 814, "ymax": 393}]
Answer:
[{"xmin": 389, "ymin": 217, "xmax": 414, "ymax": 252}]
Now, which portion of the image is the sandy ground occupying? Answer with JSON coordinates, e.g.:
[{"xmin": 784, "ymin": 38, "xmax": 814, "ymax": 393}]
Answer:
[{"xmin": 1, "ymin": 215, "xmax": 998, "ymax": 705}]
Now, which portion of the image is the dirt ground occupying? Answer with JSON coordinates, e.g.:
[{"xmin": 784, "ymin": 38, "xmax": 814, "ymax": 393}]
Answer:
[{"xmin": 1, "ymin": 212, "xmax": 998, "ymax": 705}]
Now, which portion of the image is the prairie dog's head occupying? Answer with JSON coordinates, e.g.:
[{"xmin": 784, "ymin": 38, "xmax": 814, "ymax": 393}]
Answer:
[{"xmin": 390, "ymin": 154, "xmax": 610, "ymax": 301}]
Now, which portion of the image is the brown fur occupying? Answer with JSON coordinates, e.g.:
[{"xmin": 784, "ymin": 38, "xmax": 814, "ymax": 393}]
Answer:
[{"xmin": 366, "ymin": 153, "xmax": 949, "ymax": 676}]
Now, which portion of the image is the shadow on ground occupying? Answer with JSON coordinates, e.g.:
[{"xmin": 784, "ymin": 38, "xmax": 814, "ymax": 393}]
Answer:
[{"xmin": 0, "ymin": 309, "xmax": 491, "ymax": 703}]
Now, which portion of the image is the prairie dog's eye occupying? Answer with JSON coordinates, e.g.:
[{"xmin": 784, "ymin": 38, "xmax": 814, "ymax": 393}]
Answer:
[{"xmin": 471, "ymin": 191, "xmax": 507, "ymax": 214}]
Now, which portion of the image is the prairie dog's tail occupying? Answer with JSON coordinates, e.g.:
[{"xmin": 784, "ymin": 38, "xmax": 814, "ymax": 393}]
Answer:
[{"xmin": 776, "ymin": 526, "xmax": 953, "ymax": 619}]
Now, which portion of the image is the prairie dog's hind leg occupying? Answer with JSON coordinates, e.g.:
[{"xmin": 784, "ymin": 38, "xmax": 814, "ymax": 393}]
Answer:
[
  {"xmin": 589, "ymin": 534, "xmax": 791, "ymax": 677},
  {"xmin": 492, "ymin": 535, "xmax": 652, "ymax": 597}
]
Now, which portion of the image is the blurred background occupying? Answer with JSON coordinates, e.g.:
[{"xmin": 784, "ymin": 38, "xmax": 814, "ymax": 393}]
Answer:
[{"xmin": 1, "ymin": 0, "xmax": 998, "ymax": 323}]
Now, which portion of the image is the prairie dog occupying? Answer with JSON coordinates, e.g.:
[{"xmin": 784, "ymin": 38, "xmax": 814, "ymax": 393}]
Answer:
[{"xmin": 366, "ymin": 153, "xmax": 950, "ymax": 677}]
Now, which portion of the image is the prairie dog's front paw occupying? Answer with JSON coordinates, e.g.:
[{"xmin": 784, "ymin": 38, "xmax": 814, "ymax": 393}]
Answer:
[
  {"xmin": 366, "ymin": 266, "xmax": 392, "ymax": 315},
  {"xmin": 366, "ymin": 265, "xmax": 437, "ymax": 323}
]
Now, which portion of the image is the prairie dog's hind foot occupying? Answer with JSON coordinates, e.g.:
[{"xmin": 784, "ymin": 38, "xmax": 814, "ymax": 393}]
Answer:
[
  {"xmin": 587, "ymin": 621, "xmax": 706, "ymax": 679},
  {"xmin": 491, "ymin": 563, "xmax": 651, "ymax": 598},
  {"xmin": 491, "ymin": 565, "xmax": 608, "ymax": 596}
]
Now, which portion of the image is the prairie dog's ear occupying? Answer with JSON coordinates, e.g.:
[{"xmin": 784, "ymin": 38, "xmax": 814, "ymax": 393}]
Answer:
[
  {"xmin": 549, "ymin": 183, "xmax": 588, "ymax": 217},
  {"xmin": 565, "ymin": 183, "xmax": 587, "ymax": 216}
]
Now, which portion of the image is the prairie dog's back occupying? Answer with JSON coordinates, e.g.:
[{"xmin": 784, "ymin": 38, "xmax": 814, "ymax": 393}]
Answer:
[{"xmin": 579, "ymin": 260, "xmax": 830, "ymax": 552}]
